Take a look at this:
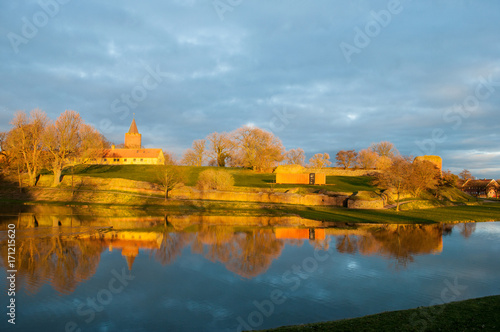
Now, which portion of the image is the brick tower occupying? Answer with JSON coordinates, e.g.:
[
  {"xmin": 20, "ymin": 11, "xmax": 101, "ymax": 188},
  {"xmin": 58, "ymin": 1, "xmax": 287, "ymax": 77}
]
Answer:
[{"xmin": 124, "ymin": 118, "xmax": 142, "ymax": 149}]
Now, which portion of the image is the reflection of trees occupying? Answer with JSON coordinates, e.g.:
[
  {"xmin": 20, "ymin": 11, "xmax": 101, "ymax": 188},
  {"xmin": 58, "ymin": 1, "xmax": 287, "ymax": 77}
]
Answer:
[
  {"xmin": 311, "ymin": 238, "xmax": 330, "ymax": 251},
  {"xmin": 191, "ymin": 226, "xmax": 284, "ymax": 278},
  {"xmin": 153, "ymin": 231, "xmax": 194, "ymax": 265},
  {"xmin": 441, "ymin": 223, "xmax": 476, "ymax": 239},
  {"xmin": 443, "ymin": 224, "xmax": 454, "ymax": 236},
  {"xmin": 336, "ymin": 235, "xmax": 358, "ymax": 254},
  {"xmin": 330, "ymin": 224, "xmax": 444, "ymax": 268},
  {"xmin": 364, "ymin": 225, "xmax": 443, "ymax": 268},
  {"xmin": 0, "ymin": 230, "xmax": 104, "ymax": 295},
  {"xmin": 458, "ymin": 223, "xmax": 476, "ymax": 238},
  {"xmin": 283, "ymin": 239, "xmax": 304, "ymax": 247}
]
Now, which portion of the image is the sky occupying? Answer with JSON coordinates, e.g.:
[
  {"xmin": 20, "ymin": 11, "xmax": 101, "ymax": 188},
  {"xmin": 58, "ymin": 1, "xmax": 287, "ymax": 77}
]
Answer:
[{"xmin": 1, "ymin": 0, "xmax": 499, "ymax": 178}]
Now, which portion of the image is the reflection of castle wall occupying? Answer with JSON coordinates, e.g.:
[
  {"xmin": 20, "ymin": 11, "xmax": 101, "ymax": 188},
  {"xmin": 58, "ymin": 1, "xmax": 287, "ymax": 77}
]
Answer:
[
  {"xmin": 167, "ymin": 215, "xmax": 324, "ymax": 231},
  {"xmin": 275, "ymin": 228, "xmax": 325, "ymax": 240},
  {"xmin": 17, "ymin": 213, "xmax": 165, "ymax": 229},
  {"xmin": 325, "ymin": 228, "xmax": 369, "ymax": 236}
]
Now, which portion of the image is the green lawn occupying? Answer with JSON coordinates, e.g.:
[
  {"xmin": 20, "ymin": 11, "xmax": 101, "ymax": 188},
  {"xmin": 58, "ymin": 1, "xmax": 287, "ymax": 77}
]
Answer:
[
  {"xmin": 259, "ymin": 295, "xmax": 500, "ymax": 332},
  {"xmin": 65, "ymin": 164, "xmax": 164, "ymax": 183},
  {"xmin": 68, "ymin": 165, "xmax": 376, "ymax": 193}
]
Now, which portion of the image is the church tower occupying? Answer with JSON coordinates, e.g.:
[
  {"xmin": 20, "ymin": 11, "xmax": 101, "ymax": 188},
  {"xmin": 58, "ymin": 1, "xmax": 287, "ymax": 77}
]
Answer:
[{"xmin": 124, "ymin": 118, "xmax": 142, "ymax": 149}]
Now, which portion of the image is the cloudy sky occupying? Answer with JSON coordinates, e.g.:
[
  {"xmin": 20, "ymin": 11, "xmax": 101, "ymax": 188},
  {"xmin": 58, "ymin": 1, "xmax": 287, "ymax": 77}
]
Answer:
[{"xmin": 1, "ymin": 0, "xmax": 499, "ymax": 178}]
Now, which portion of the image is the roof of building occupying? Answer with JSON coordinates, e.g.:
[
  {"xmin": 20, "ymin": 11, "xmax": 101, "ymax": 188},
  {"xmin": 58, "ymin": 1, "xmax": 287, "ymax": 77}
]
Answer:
[
  {"xmin": 462, "ymin": 179, "xmax": 499, "ymax": 189},
  {"xmin": 128, "ymin": 118, "xmax": 139, "ymax": 134},
  {"xmin": 103, "ymin": 148, "xmax": 162, "ymax": 159}
]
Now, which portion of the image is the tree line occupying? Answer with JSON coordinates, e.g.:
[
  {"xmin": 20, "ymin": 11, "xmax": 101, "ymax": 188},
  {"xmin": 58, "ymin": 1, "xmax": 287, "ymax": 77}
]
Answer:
[
  {"xmin": 179, "ymin": 125, "xmax": 405, "ymax": 172},
  {"xmin": 0, "ymin": 109, "xmax": 109, "ymax": 186},
  {"xmin": 1, "ymin": 111, "xmax": 474, "ymax": 201},
  {"xmin": 180, "ymin": 126, "xmax": 284, "ymax": 171}
]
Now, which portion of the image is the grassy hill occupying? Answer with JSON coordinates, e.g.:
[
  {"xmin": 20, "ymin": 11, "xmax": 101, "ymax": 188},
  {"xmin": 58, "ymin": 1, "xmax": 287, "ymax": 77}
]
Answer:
[
  {"xmin": 260, "ymin": 295, "xmax": 500, "ymax": 332},
  {"xmin": 67, "ymin": 165, "xmax": 377, "ymax": 193}
]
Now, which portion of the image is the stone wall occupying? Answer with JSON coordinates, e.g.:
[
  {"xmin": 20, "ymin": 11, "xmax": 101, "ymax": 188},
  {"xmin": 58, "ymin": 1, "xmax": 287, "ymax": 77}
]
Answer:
[
  {"xmin": 170, "ymin": 187, "xmax": 345, "ymax": 206},
  {"xmin": 33, "ymin": 175, "xmax": 347, "ymax": 206},
  {"xmin": 414, "ymin": 155, "xmax": 442, "ymax": 171},
  {"xmin": 37, "ymin": 174, "xmax": 161, "ymax": 195},
  {"xmin": 306, "ymin": 168, "xmax": 380, "ymax": 176},
  {"xmin": 347, "ymin": 191, "xmax": 385, "ymax": 209},
  {"xmin": 347, "ymin": 199, "xmax": 384, "ymax": 209}
]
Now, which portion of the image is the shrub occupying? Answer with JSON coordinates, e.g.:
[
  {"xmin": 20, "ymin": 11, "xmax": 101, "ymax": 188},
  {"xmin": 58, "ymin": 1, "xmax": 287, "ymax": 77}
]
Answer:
[{"xmin": 197, "ymin": 169, "xmax": 234, "ymax": 191}]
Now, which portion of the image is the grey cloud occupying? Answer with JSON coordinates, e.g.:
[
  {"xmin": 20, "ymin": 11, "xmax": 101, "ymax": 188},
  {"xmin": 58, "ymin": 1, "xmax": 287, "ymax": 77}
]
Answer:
[{"xmin": 1, "ymin": 0, "xmax": 499, "ymax": 177}]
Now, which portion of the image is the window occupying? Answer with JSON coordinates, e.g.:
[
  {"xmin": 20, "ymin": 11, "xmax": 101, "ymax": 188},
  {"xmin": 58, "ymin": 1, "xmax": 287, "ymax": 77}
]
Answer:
[
  {"xmin": 124, "ymin": 159, "xmax": 127, "ymax": 162},
  {"xmin": 140, "ymin": 159, "xmax": 143, "ymax": 162}
]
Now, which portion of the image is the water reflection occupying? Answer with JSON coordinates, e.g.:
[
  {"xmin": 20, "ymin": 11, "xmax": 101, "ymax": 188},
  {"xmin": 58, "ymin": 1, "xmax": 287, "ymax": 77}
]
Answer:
[
  {"xmin": 0, "ymin": 226, "xmax": 104, "ymax": 295},
  {"xmin": 0, "ymin": 211, "xmax": 480, "ymax": 297},
  {"xmin": 335, "ymin": 224, "xmax": 444, "ymax": 268}
]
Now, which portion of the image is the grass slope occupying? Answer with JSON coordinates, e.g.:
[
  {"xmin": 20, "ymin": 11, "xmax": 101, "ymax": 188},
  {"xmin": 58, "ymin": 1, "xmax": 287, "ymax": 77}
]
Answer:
[
  {"xmin": 69, "ymin": 165, "xmax": 376, "ymax": 193},
  {"xmin": 259, "ymin": 295, "xmax": 500, "ymax": 332}
]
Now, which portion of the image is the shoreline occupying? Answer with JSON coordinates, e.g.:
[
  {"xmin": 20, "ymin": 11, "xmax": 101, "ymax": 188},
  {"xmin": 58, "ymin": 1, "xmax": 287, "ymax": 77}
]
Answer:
[{"xmin": 1, "ymin": 191, "xmax": 499, "ymax": 225}]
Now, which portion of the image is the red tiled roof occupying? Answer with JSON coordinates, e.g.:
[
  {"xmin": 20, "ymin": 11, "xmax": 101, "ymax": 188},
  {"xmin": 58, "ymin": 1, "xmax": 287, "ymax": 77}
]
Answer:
[{"xmin": 103, "ymin": 148, "xmax": 162, "ymax": 159}]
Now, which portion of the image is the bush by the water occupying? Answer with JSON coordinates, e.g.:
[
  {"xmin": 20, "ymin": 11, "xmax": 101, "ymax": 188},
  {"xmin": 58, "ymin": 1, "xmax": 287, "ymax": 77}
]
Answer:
[{"xmin": 197, "ymin": 169, "xmax": 234, "ymax": 191}]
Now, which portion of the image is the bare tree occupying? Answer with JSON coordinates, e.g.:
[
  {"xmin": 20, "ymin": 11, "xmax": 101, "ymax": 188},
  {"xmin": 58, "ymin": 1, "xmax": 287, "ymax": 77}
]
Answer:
[
  {"xmin": 336, "ymin": 150, "xmax": 358, "ymax": 169},
  {"xmin": 181, "ymin": 149, "xmax": 198, "ymax": 166},
  {"xmin": 284, "ymin": 148, "xmax": 305, "ymax": 166},
  {"xmin": 407, "ymin": 160, "xmax": 441, "ymax": 197},
  {"xmin": 0, "ymin": 132, "xmax": 8, "ymax": 174},
  {"xmin": 6, "ymin": 109, "xmax": 48, "ymax": 186},
  {"xmin": 181, "ymin": 139, "xmax": 206, "ymax": 166},
  {"xmin": 442, "ymin": 170, "xmax": 459, "ymax": 187},
  {"xmin": 163, "ymin": 151, "xmax": 177, "ymax": 165},
  {"xmin": 370, "ymin": 141, "xmax": 399, "ymax": 159},
  {"xmin": 375, "ymin": 155, "xmax": 393, "ymax": 170},
  {"xmin": 206, "ymin": 132, "xmax": 234, "ymax": 167},
  {"xmin": 232, "ymin": 126, "xmax": 284, "ymax": 172},
  {"xmin": 43, "ymin": 110, "xmax": 83, "ymax": 186},
  {"xmin": 0, "ymin": 132, "xmax": 6, "ymax": 157},
  {"xmin": 374, "ymin": 156, "xmax": 412, "ymax": 212},
  {"xmin": 308, "ymin": 153, "xmax": 331, "ymax": 168},
  {"xmin": 156, "ymin": 164, "xmax": 185, "ymax": 200},
  {"xmin": 78, "ymin": 124, "xmax": 110, "ymax": 164},
  {"xmin": 357, "ymin": 148, "xmax": 379, "ymax": 169},
  {"xmin": 459, "ymin": 169, "xmax": 474, "ymax": 181}
]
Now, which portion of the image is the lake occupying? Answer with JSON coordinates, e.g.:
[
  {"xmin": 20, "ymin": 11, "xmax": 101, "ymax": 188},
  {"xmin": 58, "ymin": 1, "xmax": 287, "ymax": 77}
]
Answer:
[{"xmin": 1, "ymin": 209, "xmax": 499, "ymax": 331}]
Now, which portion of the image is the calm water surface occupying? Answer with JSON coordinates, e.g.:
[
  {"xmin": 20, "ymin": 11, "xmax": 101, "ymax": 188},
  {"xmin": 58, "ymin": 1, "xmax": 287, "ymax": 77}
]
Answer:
[{"xmin": 0, "ymin": 211, "xmax": 499, "ymax": 332}]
